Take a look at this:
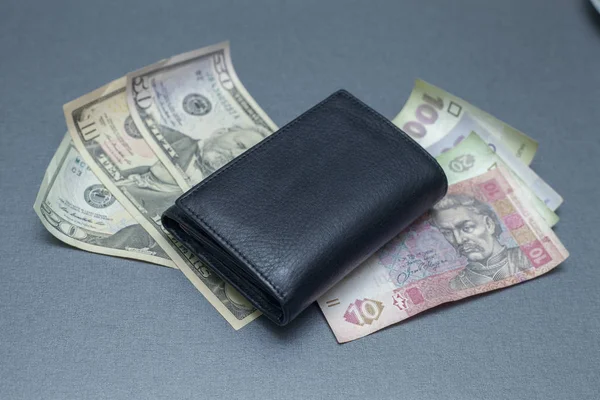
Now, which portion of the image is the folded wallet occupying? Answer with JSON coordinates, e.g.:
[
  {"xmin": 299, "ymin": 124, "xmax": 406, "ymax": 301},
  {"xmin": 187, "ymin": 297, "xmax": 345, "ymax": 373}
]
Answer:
[{"xmin": 162, "ymin": 90, "xmax": 448, "ymax": 325}]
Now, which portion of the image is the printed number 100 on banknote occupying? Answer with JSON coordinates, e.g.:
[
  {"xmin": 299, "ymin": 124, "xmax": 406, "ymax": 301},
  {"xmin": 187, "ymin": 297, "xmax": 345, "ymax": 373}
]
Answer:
[{"xmin": 318, "ymin": 167, "xmax": 568, "ymax": 343}]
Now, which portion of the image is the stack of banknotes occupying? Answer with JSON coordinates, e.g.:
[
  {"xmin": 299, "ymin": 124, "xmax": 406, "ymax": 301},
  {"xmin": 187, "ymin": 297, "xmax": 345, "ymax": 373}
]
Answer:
[{"xmin": 35, "ymin": 42, "xmax": 568, "ymax": 342}]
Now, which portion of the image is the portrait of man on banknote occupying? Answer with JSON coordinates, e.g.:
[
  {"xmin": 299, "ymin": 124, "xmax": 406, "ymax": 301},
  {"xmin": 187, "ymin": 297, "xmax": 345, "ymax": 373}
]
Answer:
[
  {"xmin": 107, "ymin": 125, "xmax": 266, "ymax": 213},
  {"xmin": 156, "ymin": 124, "xmax": 268, "ymax": 183},
  {"xmin": 431, "ymin": 194, "xmax": 532, "ymax": 290}
]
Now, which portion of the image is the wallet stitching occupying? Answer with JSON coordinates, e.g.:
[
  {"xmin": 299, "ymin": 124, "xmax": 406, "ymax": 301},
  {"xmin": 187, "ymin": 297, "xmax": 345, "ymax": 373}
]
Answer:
[{"xmin": 179, "ymin": 90, "xmax": 448, "ymax": 301}]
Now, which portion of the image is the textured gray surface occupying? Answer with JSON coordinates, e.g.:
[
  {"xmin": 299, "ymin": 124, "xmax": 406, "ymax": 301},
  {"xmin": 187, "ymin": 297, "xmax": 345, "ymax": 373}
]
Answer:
[{"xmin": 1, "ymin": 0, "xmax": 599, "ymax": 399}]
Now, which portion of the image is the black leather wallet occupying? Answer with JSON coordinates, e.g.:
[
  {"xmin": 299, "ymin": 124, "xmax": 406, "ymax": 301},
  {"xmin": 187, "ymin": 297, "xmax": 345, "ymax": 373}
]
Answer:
[{"xmin": 162, "ymin": 90, "xmax": 447, "ymax": 325}]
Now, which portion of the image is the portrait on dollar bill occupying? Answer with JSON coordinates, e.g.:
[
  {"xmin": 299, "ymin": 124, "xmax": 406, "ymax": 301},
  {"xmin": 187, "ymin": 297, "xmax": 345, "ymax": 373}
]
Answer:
[
  {"xmin": 110, "ymin": 123, "xmax": 268, "ymax": 203},
  {"xmin": 86, "ymin": 124, "xmax": 268, "ymax": 249},
  {"xmin": 431, "ymin": 194, "xmax": 532, "ymax": 290},
  {"xmin": 153, "ymin": 124, "xmax": 269, "ymax": 183}
]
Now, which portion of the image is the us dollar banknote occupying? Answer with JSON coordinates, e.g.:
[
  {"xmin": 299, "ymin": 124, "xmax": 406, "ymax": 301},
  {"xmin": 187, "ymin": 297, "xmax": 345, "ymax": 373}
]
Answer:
[
  {"xmin": 393, "ymin": 79, "xmax": 539, "ymax": 166},
  {"xmin": 34, "ymin": 133, "xmax": 175, "ymax": 268},
  {"xmin": 426, "ymin": 111, "xmax": 562, "ymax": 211},
  {"xmin": 64, "ymin": 77, "xmax": 260, "ymax": 329},
  {"xmin": 126, "ymin": 41, "xmax": 277, "ymax": 190},
  {"xmin": 318, "ymin": 167, "xmax": 568, "ymax": 343},
  {"xmin": 436, "ymin": 132, "xmax": 559, "ymax": 227}
]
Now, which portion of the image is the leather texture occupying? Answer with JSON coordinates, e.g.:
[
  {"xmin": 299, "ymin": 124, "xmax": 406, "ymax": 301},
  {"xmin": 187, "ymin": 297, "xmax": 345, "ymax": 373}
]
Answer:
[{"xmin": 162, "ymin": 90, "xmax": 448, "ymax": 325}]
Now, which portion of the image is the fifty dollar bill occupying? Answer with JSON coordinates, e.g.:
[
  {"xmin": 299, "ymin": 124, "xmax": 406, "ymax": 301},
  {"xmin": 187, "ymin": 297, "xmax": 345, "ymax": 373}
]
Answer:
[
  {"xmin": 64, "ymin": 74, "xmax": 262, "ymax": 329},
  {"xmin": 34, "ymin": 133, "xmax": 175, "ymax": 268},
  {"xmin": 126, "ymin": 41, "xmax": 277, "ymax": 191}
]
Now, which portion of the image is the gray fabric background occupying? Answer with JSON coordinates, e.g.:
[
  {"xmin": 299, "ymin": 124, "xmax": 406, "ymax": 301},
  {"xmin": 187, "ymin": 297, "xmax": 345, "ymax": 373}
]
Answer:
[{"xmin": 1, "ymin": 0, "xmax": 599, "ymax": 399}]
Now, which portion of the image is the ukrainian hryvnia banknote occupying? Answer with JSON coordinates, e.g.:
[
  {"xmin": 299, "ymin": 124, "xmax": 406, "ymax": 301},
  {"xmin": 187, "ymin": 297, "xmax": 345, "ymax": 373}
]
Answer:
[
  {"xmin": 319, "ymin": 167, "xmax": 568, "ymax": 343},
  {"xmin": 393, "ymin": 80, "xmax": 540, "ymax": 166},
  {"xmin": 435, "ymin": 132, "xmax": 559, "ymax": 227},
  {"xmin": 423, "ymin": 109, "xmax": 563, "ymax": 212}
]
